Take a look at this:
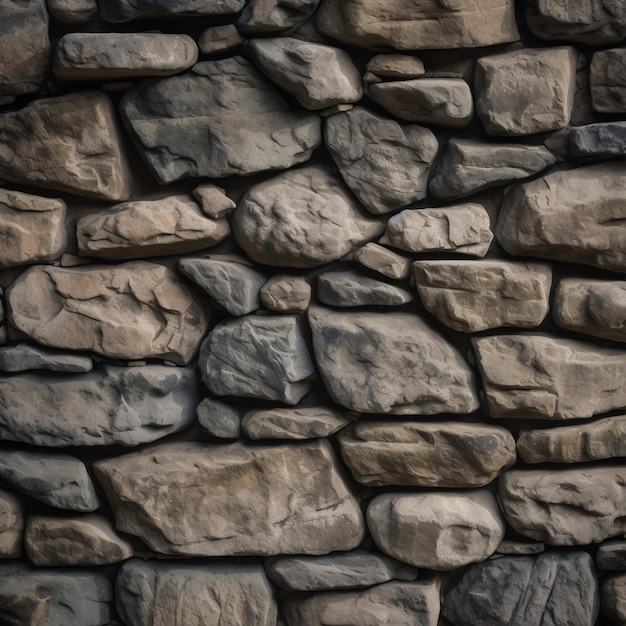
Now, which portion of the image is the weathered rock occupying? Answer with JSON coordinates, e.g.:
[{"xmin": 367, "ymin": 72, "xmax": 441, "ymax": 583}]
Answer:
[
  {"xmin": 316, "ymin": 0, "xmax": 519, "ymax": 50},
  {"xmin": 7, "ymin": 261, "xmax": 210, "ymax": 365},
  {"xmin": 380, "ymin": 204, "xmax": 493, "ymax": 257},
  {"xmin": 95, "ymin": 440, "xmax": 365, "ymax": 556},
  {"xmin": 0, "ymin": 364, "xmax": 198, "ymax": 447},
  {"xmin": 413, "ymin": 260, "xmax": 552, "ymax": 332},
  {"xmin": 178, "ymin": 257, "xmax": 265, "ymax": 316},
  {"xmin": 25, "ymin": 515, "xmax": 134, "ymax": 566},
  {"xmin": 429, "ymin": 139, "xmax": 556, "ymax": 199},
  {"xmin": 192, "ymin": 183, "xmax": 236, "ymax": 218},
  {"xmin": 591, "ymin": 48, "xmax": 626, "ymax": 113},
  {"xmin": 570, "ymin": 122, "xmax": 626, "ymax": 157},
  {"xmin": 47, "ymin": 0, "xmax": 98, "ymax": 22},
  {"xmin": 116, "ymin": 559, "xmax": 277, "ymax": 626},
  {"xmin": 0, "ymin": 449, "xmax": 99, "ymax": 511},
  {"xmin": 339, "ymin": 420, "xmax": 516, "ymax": 488},
  {"xmin": 309, "ymin": 307, "xmax": 479, "ymax": 414},
  {"xmin": 238, "ymin": 0, "xmax": 320, "ymax": 34},
  {"xmin": 233, "ymin": 166, "xmax": 383, "ymax": 267},
  {"xmin": 198, "ymin": 24, "xmax": 246, "ymax": 55},
  {"xmin": 354, "ymin": 243, "xmax": 410, "ymax": 280},
  {"xmin": 0, "ymin": 91, "xmax": 132, "ymax": 200},
  {"xmin": 498, "ymin": 467, "xmax": 626, "ymax": 544},
  {"xmin": 496, "ymin": 164, "xmax": 626, "ymax": 272},
  {"xmin": 365, "ymin": 54, "xmax": 425, "ymax": 80},
  {"xmin": 196, "ymin": 397, "xmax": 241, "ymax": 439},
  {"xmin": 597, "ymin": 541, "xmax": 626, "ymax": 570},
  {"xmin": 474, "ymin": 334, "xmax": 626, "ymax": 419},
  {"xmin": 120, "ymin": 58, "xmax": 321, "ymax": 183},
  {"xmin": 0, "ymin": 343, "xmax": 93, "ymax": 373},
  {"xmin": 317, "ymin": 270, "xmax": 413, "ymax": 307},
  {"xmin": 242, "ymin": 407, "xmax": 350, "ymax": 440},
  {"xmin": 602, "ymin": 573, "xmax": 626, "ymax": 625},
  {"xmin": 475, "ymin": 47, "xmax": 577, "ymax": 136},
  {"xmin": 100, "ymin": 0, "xmax": 244, "ymax": 21},
  {"xmin": 443, "ymin": 552, "xmax": 599, "ymax": 626},
  {"xmin": 0, "ymin": 490, "xmax": 22, "ymax": 558},
  {"xmin": 369, "ymin": 79, "xmax": 473, "ymax": 128},
  {"xmin": 260, "ymin": 275, "xmax": 311, "ymax": 312},
  {"xmin": 496, "ymin": 540, "xmax": 545, "ymax": 555},
  {"xmin": 368, "ymin": 490, "xmax": 505, "ymax": 570},
  {"xmin": 324, "ymin": 107, "xmax": 438, "ymax": 214}
]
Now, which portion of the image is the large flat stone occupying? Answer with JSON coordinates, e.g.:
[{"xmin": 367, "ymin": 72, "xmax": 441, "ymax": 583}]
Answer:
[
  {"xmin": 0, "ymin": 490, "xmax": 22, "ymax": 559},
  {"xmin": 591, "ymin": 48, "xmax": 626, "ymax": 113},
  {"xmin": 100, "ymin": 0, "xmax": 244, "ymax": 21}
]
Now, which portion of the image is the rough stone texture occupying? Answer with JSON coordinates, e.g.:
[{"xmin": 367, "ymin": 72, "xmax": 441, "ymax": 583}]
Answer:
[
  {"xmin": 100, "ymin": 0, "xmax": 244, "ymax": 21},
  {"xmin": 7, "ymin": 262, "xmax": 210, "ymax": 365},
  {"xmin": 260, "ymin": 275, "xmax": 311, "ymax": 311},
  {"xmin": 498, "ymin": 467, "xmax": 626, "ymax": 545},
  {"xmin": 47, "ymin": 0, "xmax": 98, "ymax": 22},
  {"xmin": 196, "ymin": 397, "xmax": 241, "ymax": 439},
  {"xmin": 338, "ymin": 420, "xmax": 516, "ymax": 488},
  {"xmin": 317, "ymin": 270, "xmax": 413, "ymax": 307},
  {"xmin": 233, "ymin": 166, "xmax": 383, "ymax": 268},
  {"xmin": 380, "ymin": 204, "xmax": 493, "ymax": 257},
  {"xmin": 0, "ymin": 343, "xmax": 93, "ymax": 373},
  {"xmin": 0, "ymin": 490, "xmax": 22, "ymax": 559},
  {"xmin": 316, "ymin": 0, "xmax": 519, "ymax": 50},
  {"xmin": 366, "ymin": 54, "xmax": 425, "ymax": 80},
  {"xmin": 474, "ymin": 334, "xmax": 626, "ymax": 419},
  {"xmin": 309, "ymin": 307, "xmax": 479, "ymax": 415},
  {"xmin": 198, "ymin": 25, "xmax": 246, "ymax": 55},
  {"xmin": 496, "ymin": 164, "xmax": 626, "ymax": 272},
  {"xmin": 116, "ymin": 559, "xmax": 277, "ymax": 626},
  {"xmin": 591, "ymin": 49, "xmax": 626, "ymax": 113},
  {"xmin": 237, "ymin": 0, "xmax": 320, "ymax": 34},
  {"xmin": 242, "ymin": 407, "xmax": 350, "ymax": 440},
  {"xmin": 354, "ymin": 243, "xmax": 410, "ymax": 279},
  {"xmin": 324, "ymin": 107, "xmax": 438, "ymax": 214},
  {"xmin": 0, "ymin": 449, "xmax": 99, "ymax": 511},
  {"xmin": 602, "ymin": 574, "xmax": 626, "ymax": 625},
  {"xmin": 475, "ymin": 47, "xmax": 577, "ymax": 136},
  {"xmin": 95, "ymin": 440, "xmax": 365, "ymax": 556},
  {"xmin": 496, "ymin": 540, "xmax": 545, "ymax": 555},
  {"xmin": 597, "ymin": 541, "xmax": 626, "ymax": 571},
  {"xmin": 429, "ymin": 139, "xmax": 556, "ymax": 199},
  {"xmin": 199, "ymin": 315, "xmax": 314, "ymax": 404},
  {"xmin": 367, "ymin": 490, "xmax": 505, "ymax": 570},
  {"xmin": 412, "ymin": 260, "xmax": 552, "ymax": 332},
  {"xmin": 369, "ymin": 79, "xmax": 473, "ymax": 129},
  {"xmin": 0, "ymin": 364, "xmax": 198, "ymax": 447},
  {"xmin": 443, "ymin": 552, "xmax": 599, "ymax": 626},
  {"xmin": 570, "ymin": 122, "xmax": 626, "ymax": 157},
  {"xmin": 192, "ymin": 183, "xmax": 236, "ymax": 218},
  {"xmin": 0, "ymin": 91, "xmax": 132, "ymax": 200},
  {"xmin": 25, "ymin": 515, "xmax": 134, "ymax": 566}
]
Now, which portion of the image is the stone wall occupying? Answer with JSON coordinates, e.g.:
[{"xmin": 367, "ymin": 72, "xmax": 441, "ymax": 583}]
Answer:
[{"xmin": 0, "ymin": 0, "xmax": 625, "ymax": 624}]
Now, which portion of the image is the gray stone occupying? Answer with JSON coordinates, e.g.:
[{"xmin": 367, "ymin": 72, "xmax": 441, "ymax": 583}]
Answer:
[
  {"xmin": 260, "ymin": 275, "xmax": 311, "ymax": 312},
  {"xmin": 120, "ymin": 58, "xmax": 321, "ymax": 184},
  {"xmin": 242, "ymin": 407, "xmax": 350, "ymax": 440},
  {"xmin": 0, "ymin": 364, "xmax": 198, "ymax": 447},
  {"xmin": 570, "ymin": 122, "xmax": 626, "ymax": 157},
  {"xmin": 602, "ymin": 574, "xmax": 626, "ymax": 625},
  {"xmin": 429, "ymin": 139, "xmax": 556, "ymax": 199},
  {"xmin": 47, "ymin": 0, "xmax": 98, "ymax": 22},
  {"xmin": 192, "ymin": 183, "xmax": 236, "ymax": 218},
  {"xmin": 380, "ymin": 204, "xmax": 493, "ymax": 257},
  {"xmin": 0, "ymin": 489, "xmax": 22, "ymax": 559},
  {"xmin": 499, "ymin": 467, "xmax": 626, "ymax": 544},
  {"xmin": 354, "ymin": 243, "xmax": 410, "ymax": 280},
  {"xmin": 597, "ymin": 541, "xmax": 626, "ymax": 570},
  {"xmin": 412, "ymin": 260, "xmax": 552, "ymax": 332},
  {"xmin": 475, "ymin": 47, "xmax": 577, "ymax": 136},
  {"xmin": 367, "ymin": 490, "xmax": 505, "ymax": 570},
  {"xmin": 0, "ymin": 343, "xmax": 93, "ymax": 373},
  {"xmin": 196, "ymin": 397, "xmax": 241, "ymax": 439},
  {"xmin": 317, "ymin": 270, "xmax": 413, "ymax": 307},
  {"xmin": 365, "ymin": 54, "xmax": 425, "ymax": 80},
  {"xmin": 316, "ymin": 0, "xmax": 519, "ymax": 50},
  {"xmin": 369, "ymin": 79, "xmax": 473, "ymax": 128},
  {"xmin": 496, "ymin": 540, "xmax": 545, "ymax": 555},
  {"xmin": 178, "ymin": 257, "xmax": 265, "ymax": 316},
  {"xmin": 100, "ymin": 0, "xmax": 244, "ymax": 21},
  {"xmin": 0, "ymin": 449, "xmax": 99, "ymax": 511},
  {"xmin": 443, "ymin": 552, "xmax": 599, "ymax": 626},
  {"xmin": 25, "ymin": 514, "xmax": 134, "ymax": 566},
  {"xmin": 95, "ymin": 440, "xmax": 365, "ymax": 556},
  {"xmin": 116, "ymin": 559, "xmax": 277, "ymax": 626},
  {"xmin": 591, "ymin": 48, "xmax": 626, "ymax": 113},
  {"xmin": 309, "ymin": 307, "xmax": 479, "ymax": 415},
  {"xmin": 198, "ymin": 25, "xmax": 246, "ymax": 55},
  {"xmin": 338, "ymin": 420, "xmax": 516, "ymax": 488},
  {"xmin": 238, "ymin": 0, "xmax": 321, "ymax": 35},
  {"xmin": 233, "ymin": 166, "xmax": 383, "ymax": 267},
  {"xmin": 474, "ymin": 334, "xmax": 626, "ymax": 419},
  {"xmin": 0, "ymin": 91, "xmax": 132, "ymax": 200},
  {"xmin": 324, "ymin": 107, "xmax": 438, "ymax": 214},
  {"xmin": 7, "ymin": 261, "xmax": 210, "ymax": 365}
]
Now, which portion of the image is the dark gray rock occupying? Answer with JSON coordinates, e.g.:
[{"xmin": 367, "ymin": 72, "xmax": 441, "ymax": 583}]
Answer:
[
  {"xmin": 242, "ymin": 407, "xmax": 350, "ymax": 440},
  {"xmin": 591, "ymin": 49, "xmax": 626, "ymax": 113},
  {"xmin": 0, "ymin": 343, "xmax": 93, "ymax": 373},
  {"xmin": 237, "ymin": 0, "xmax": 320, "ymax": 34},
  {"xmin": 597, "ymin": 541, "xmax": 626, "ymax": 570},
  {"xmin": 100, "ymin": 0, "xmax": 244, "ymax": 22},
  {"xmin": 570, "ymin": 122, "xmax": 626, "ymax": 157},
  {"xmin": 196, "ymin": 397, "xmax": 241, "ymax": 439},
  {"xmin": 317, "ymin": 270, "xmax": 413, "ymax": 307},
  {"xmin": 198, "ymin": 25, "xmax": 246, "ymax": 55}
]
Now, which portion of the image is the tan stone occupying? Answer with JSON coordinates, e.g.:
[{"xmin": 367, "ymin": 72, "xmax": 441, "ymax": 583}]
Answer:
[
  {"xmin": 260, "ymin": 275, "xmax": 311, "ymax": 312},
  {"xmin": 354, "ymin": 243, "xmax": 410, "ymax": 280},
  {"xmin": 366, "ymin": 54, "xmax": 425, "ymax": 79},
  {"xmin": 602, "ymin": 573, "xmax": 626, "ymax": 624},
  {"xmin": 198, "ymin": 24, "xmax": 246, "ymax": 55},
  {"xmin": 0, "ymin": 490, "xmax": 22, "ymax": 559},
  {"xmin": 242, "ymin": 407, "xmax": 350, "ymax": 440},
  {"xmin": 192, "ymin": 183, "xmax": 236, "ymax": 218}
]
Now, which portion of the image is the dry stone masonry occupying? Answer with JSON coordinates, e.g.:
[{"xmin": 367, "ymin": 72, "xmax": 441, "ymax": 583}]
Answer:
[{"xmin": 1, "ymin": 1, "xmax": 626, "ymax": 624}]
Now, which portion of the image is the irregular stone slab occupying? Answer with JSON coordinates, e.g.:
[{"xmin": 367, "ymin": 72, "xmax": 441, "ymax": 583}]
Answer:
[
  {"xmin": 0, "ymin": 343, "xmax": 93, "ymax": 373},
  {"xmin": 443, "ymin": 552, "xmax": 599, "ymax": 626},
  {"xmin": 266, "ymin": 549, "xmax": 418, "ymax": 591},
  {"xmin": 200, "ymin": 315, "xmax": 314, "ymax": 404},
  {"xmin": 233, "ymin": 166, "xmax": 383, "ymax": 268},
  {"xmin": 429, "ymin": 139, "xmax": 555, "ymax": 199},
  {"xmin": 0, "ymin": 364, "xmax": 198, "ymax": 447},
  {"xmin": 474, "ymin": 334, "xmax": 626, "ymax": 419},
  {"xmin": 380, "ymin": 204, "xmax": 493, "ymax": 257},
  {"xmin": 242, "ymin": 407, "xmax": 350, "ymax": 440},
  {"xmin": 25, "ymin": 515, "xmax": 134, "ymax": 566},
  {"xmin": 317, "ymin": 270, "xmax": 413, "ymax": 307},
  {"xmin": 369, "ymin": 79, "xmax": 473, "ymax": 128},
  {"xmin": 316, "ymin": 0, "xmax": 519, "ymax": 50},
  {"xmin": 95, "ymin": 440, "xmax": 365, "ymax": 556},
  {"xmin": 237, "ymin": 0, "xmax": 320, "ymax": 34},
  {"xmin": 0, "ymin": 490, "xmax": 22, "ymax": 558},
  {"xmin": 192, "ymin": 183, "xmax": 236, "ymax": 218},
  {"xmin": 100, "ymin": 0, "xmax": 244, "ymax": 21},
  {"xmin": 120, "ymin": 58, "xmax": 321, "ymax": 183},
  {"xmin": 339, "ymin": 420, "xmax": 515, "ymax": 488},
  {"xmin": 412, "ymin": 260, "xmax": 552, "ymax": 332},
  {"xmin": 354, "ymin": 243, "xmax": 410, "ymax": 279},
  {"xmin": 570, "ymin": 122, "xmax": 626, "ymax": 157},
  {"xmin": 368, "ymin": 490, "xmax": 505, "ymax": 570},
  {"xmin": 309, "ymin": 307, "xmax": 479, "ymax": 414},
  {"xmin": 48, "ymin": 0, "xmax": 98, "ymax": 22},
  {"xmin": 496, "ymin": 164, "xmax": 626, "ymax": 272},
  {"xmin": 591, "ymin": 48, "xmax": 626, "ymax": 113},
  {"xmin": 475, "ymin": 47, "xmax": 577, "ymax": 136},
  {"xmin": 498, "ymin": 467, "xmax": 626, "ymax": 544},
  {"xmin": 597, "ymin": 541, "xmax": 626, "ymax": 570},
  {"xmin": 366, "ymin": 54, "xmax": 425, "ymax": 80},
  {"xmin": 178, "ymin": 257, "xmax": 265, "ymax": 316},
  {"xmin": 260, "ymin": 275, "xmax": 311, "ymax": 312},
  {"xmin": 324, "ymin": 107, "xmax": 438, "ymax": 214},
  {"xmin": 0, "ymin": 91, "xmax": 131, "ymax": 200},
  {"xmin": 198, "ymin": 24, "xmax": 246, "ymax": 55},
  {"xmin": 116, "ymin": 559, "xmax": 277, "ymax": 626},
  {"xmin": 7, "ymin": 261, "xmax": 210, "ymax": 365},
  {"xmin": 602, "ymin": 574, "xmax": 626, "ymax": 625},
  {"xmin": 196, "ymin": 397, "xmax": 241, "ymax": 439},
  {"xmin": 0, "ymin": 449, "xmax": 99, "ymax": 511}
]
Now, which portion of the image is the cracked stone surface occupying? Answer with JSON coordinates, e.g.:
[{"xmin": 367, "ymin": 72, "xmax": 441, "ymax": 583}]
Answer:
[{"xmin": 591, "ymin": 48, "xmax": 626, "ymax": 113}]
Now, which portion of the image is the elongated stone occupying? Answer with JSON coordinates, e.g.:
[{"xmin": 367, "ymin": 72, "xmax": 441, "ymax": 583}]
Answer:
[
  {"xmin": 569, "ymin": 122, "xmax": 626, "ymax": 157},
  {"xmin": 0, "ymin": 343, "xmax": 92, "ymax": 373},
  {"xmin": 100, "ymin": 0, "xmax": 244, "ymax": 21},
  {"xmin": 354, "ymin": 243, "xmax": 411, "ymax": 279},
  {"xmin": 591, "ymin": 49, "xmax": 626, "ymax": 113},
  {"xmin": 242, "ymin": 407, "xmax": 350, "ymax": 440},
  {"xmin": 598, "ymin": 541, "xmax": 626, "ymax": 570},
  {"xmin": 196, "ymin": 397, "xmax": 241, "ymax": 439},
  {"xmin": 198, "ymin": 25, "xmax": 245, "ymax": 55},
  {"xmin": 366, "ymin": 54, "xmax": 425, "ymax": 79},
  {"xmin": 48, "ymin": 0, "xmax": 97, "ymax": 22},
  {"xmin": 317, "ymin": 270, "xmax": 413, "ymax": 307},
  {"xmin": 0, "ymin": 490, "xmax": 22, "ymax": 559},
  {"xmin": 237, "ymin": 0, "xmax": 321, "ymax": 34}
]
